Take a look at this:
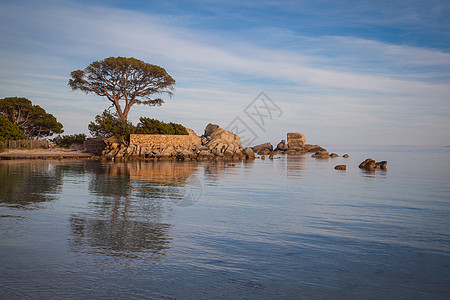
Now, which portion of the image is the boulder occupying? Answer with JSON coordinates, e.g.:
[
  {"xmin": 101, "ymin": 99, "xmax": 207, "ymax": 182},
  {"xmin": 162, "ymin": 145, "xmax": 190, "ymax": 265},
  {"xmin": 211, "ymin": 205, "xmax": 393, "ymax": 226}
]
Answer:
[
  {"xmin": 304, "ymin": 144, "xmax": 326, "ymax": 152},
  {"xmin": 176, "ymin": 149, "xmax": 195, "ymax": 160},
  {"xmin": 252, "ymin": 142, "xmax": 273, "ymax": 153},
  {"xmin": 335, "ymin": 165, "xmax": 346, "ymax": 170},
  {"xmin": 376, "ymin": 161, "xmax": 388, "ymax": 169},
  {"xmin": 311, "ymin": 150, "xmax": 330, "ymax": 158},
  {"xmin": 204, "ymin": 123, "xmax": 220, "ymax": 136},
  {"xmin": 287, "ymin": 133, "xmax": 306, "ymax": 149},
  {"xmin": 276, "ymin": 140, "xmax": 288, "ymax": 151},
  {"xmin": 359, "ymin": 158, "xmax": 387, "ymax": 170},
  {"xmin": 258, "ymin": 149, "xmax": 271, "ymax": 155},
  {"xmin": 243, "ymin": 147, "xmax": 255, "ymax": 159},
  {"xmin": 330, "ymin": 153, "xmax": 339, "ymax": 158},
  {"xmin": 343, "ymin": 154, "xmax": 349, "ymax": 158}
]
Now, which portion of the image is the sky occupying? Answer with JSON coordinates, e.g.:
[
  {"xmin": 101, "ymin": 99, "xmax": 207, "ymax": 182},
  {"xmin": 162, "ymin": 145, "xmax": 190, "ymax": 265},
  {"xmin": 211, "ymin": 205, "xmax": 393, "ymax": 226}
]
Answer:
[{"xmin": 0, "ymin": 0, "xmax": 449, "ymax": 147}]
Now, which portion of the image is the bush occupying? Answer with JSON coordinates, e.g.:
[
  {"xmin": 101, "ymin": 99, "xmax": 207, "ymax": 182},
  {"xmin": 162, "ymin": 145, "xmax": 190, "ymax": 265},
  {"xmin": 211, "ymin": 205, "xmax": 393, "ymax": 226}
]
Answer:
[
  {"xmin": 0, "ymin": 115, "xmax": 26, "ymax": 142},
  {"xmin": 88, "ymin": 110, "xmax": 135, "ymax": 141},
  {"xmin": 52, "ymin": 134, "xmax": 86, "ymax": 148},
  {"xmin": 135, "ymin": 117, "xmax": 188, "ymax": 135}
]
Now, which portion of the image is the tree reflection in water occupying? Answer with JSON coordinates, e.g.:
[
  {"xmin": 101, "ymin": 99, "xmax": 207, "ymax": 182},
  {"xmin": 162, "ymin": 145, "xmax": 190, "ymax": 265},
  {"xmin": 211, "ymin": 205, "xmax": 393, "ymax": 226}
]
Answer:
[
  {"xmin": 69, "ymin": 161, "xmax": 200, "ymax": 259},
  {"xmin": 0, "ymin": 161, "xmax": 64, "ymax": 209}
]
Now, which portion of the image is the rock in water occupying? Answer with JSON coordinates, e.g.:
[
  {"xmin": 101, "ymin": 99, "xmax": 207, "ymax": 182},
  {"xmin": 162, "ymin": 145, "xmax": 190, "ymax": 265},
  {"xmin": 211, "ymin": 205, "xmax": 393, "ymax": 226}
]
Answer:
[
  {"xmin": 287, "ymin": 133, "xmax": 306, "ymax": 149},
  {"xmin": 311, "ymin": 150, "xmax": 330, "ymax": 158},
  {"xmin": 276, "ymin": 140, "xmax": 288, "ymax": 151},
  {"xmin": 359, "ymin": 158, "xmax": 387, "ymax": 170},
  {"xmin": 335, "ymin": 165, "xmax": 346, "ymax": 170},
  {"xmin": 252, "ymin": 142, "xmax": 273, "ymax": 154}
]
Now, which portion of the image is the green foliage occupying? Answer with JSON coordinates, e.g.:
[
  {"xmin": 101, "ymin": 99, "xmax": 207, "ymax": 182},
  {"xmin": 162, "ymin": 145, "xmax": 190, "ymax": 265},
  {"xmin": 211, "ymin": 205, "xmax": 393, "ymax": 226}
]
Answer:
[
  {"xmin": 88, "ymin": 110, "xmax": 134, "ymax": 141},
  {"xmin": 0, "ymin": 115, "xmax": 27, "ymax": 142},
  {"xmin": 0, "ymin": 97, "xmax": 63, "ymax": 139},
  {"xmin": 69, "ymin": 57, "xmax": 175, "ymax": 121},
  {"xmin": 52, "ymin": 134, "xmax": 86, "ymax": 148},
  {"xmin": 135, "ymin": 117, "xmax": 188, "ymax": 135}
]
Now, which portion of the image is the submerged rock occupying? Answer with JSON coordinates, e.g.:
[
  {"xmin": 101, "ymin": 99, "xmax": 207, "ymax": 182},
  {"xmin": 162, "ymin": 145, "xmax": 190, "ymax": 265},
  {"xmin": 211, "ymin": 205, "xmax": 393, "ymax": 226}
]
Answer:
[{"xmin": 335, "ymin": 165, "xmax": 346, "ymax": 170}]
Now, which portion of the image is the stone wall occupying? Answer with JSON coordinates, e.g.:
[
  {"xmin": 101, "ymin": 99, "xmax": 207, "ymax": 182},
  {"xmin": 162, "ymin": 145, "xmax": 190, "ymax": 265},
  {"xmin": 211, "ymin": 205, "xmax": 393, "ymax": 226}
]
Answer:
[
  {"xmin": 84, "ymin": 138, "xmax": 107, "ymax": 155},
  {"xmin": 129, "ymin": 129, "xmax": 201, "ymax": 151}
]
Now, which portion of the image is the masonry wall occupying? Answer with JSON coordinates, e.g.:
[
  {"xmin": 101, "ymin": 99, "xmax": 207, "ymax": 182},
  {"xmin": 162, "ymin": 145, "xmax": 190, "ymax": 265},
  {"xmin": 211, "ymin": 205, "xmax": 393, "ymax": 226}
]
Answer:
[{"xmin": 129, "ymin": 130, "xmax": 201, "ymax": 150}]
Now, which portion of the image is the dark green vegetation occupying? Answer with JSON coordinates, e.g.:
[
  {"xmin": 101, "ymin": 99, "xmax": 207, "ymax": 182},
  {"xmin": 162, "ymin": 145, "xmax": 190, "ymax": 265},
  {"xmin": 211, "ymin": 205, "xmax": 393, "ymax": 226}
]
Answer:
[
  {"xmin": 88, "ymin": 110, "xmax": 135, "ymax": 141},
  {"xmin": 69, "ymin": 57, "xmax": 175, "ymax": 122},
  {"xmin": 135, "ymin": 117, "xmax": 188, "ymax": 135},
  {"xmin": 0, "ymin": 97, "xmax": 63, "ymax": 139},
  {"xmin": 0, "ymin": 115, "xmax": 26, "ymax": 142},
  {"xmin": 52, "ymin": 134, "xmax": 87, "ymax": 148},
  {"xmin": 88, "ymin": 110, "xmax": 188, "ymax": 141}
]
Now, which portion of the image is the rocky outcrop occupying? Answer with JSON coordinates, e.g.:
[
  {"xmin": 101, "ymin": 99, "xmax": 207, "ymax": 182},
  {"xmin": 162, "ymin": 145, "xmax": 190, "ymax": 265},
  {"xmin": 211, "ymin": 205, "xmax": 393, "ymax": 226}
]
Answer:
[
  {"xmin": 287, "ymin": 133, "xmax": 306, "ymax": 149},
  {"xmin": 330, "ymin": 153, "xmax": 339, "ymax": 158},
  {"xmin": 100, "ymin": 124, "xmax": 253, "ymax": 161},
  {"xmin": 200, "ymin": 123, "xmax": 246, "ymax": 159},
  {"xmin": 359, "ymin": 159, "xmax": 387, "ymax": 170},
  {"xmin": 272, "ymin": 132, "xmax": 327, "ymax": 155},
  {"xmin": 252, "ymin": 142, "xmax": 273, "ymax": 155}
]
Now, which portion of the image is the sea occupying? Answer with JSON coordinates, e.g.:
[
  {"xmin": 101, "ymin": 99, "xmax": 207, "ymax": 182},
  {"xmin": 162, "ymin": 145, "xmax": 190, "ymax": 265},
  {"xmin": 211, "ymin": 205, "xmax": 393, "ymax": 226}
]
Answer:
[{"xmin": 0, "ymin": 146, "xmax": 449, "ymax": 299}]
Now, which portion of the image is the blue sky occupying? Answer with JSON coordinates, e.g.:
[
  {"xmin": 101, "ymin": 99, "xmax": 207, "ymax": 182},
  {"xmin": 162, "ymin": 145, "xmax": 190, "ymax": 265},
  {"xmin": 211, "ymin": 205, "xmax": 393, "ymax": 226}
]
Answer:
[{"xmin": 0, "ymin": 0, "xmax": 449, "ymax": 146}]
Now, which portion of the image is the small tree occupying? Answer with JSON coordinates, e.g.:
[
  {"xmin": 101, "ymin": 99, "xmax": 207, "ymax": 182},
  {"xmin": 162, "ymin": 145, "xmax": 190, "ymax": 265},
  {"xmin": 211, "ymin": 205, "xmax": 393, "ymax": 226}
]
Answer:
[{"xmin": 69, "ymin": 57, "xmax": 175, "ymax": 122}]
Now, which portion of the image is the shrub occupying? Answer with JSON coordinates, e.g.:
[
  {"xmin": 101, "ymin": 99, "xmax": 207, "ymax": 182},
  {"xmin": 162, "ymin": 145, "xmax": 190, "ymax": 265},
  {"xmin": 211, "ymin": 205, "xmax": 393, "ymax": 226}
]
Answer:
[
  {"xmin": 52, "ymin": 134, "xmax": 86, "ymax": 148},
  {"xmin": 88, "ymin": 110, "xmax": 135, "ymax": 141},
  {"xmin": 0, "ymin": 115, "xmax": 26, "ymax": 142},
  {"xmin": 135, "ymin": 117, "xmax": 188, "ymax": 135}
]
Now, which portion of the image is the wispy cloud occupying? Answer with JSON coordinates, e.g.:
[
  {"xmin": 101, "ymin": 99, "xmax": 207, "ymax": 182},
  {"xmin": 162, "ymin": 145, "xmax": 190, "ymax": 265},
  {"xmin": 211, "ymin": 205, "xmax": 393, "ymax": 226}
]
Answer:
[{"xmin": 0, "ymin": 0, "xmax": 449, "ymax": 146}]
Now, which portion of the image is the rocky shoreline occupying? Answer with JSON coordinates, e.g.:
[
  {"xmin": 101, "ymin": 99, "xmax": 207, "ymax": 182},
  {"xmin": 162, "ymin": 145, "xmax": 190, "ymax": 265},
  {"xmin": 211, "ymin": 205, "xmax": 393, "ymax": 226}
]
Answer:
[
  {"xmin": 98, "ymin": 123, "xmax": 332, "ymax": 161},
  {"xmin": 1, "ymin": 123, "xmax": 387, "ymax": 170}
]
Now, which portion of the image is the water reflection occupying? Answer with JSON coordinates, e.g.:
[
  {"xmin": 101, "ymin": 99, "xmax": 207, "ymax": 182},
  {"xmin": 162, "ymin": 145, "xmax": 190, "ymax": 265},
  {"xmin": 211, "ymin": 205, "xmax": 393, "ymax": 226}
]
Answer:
[
  {"xmin": 69, "ymin": 161, "xmax": 202, "ymax": 259},
  {"xmin": 0, "ymin": 161, "xmax": 63, "ymax": 209},
  {"xmin": 286, "ymin": 154, "xmax": 306, "ymax": 178}
]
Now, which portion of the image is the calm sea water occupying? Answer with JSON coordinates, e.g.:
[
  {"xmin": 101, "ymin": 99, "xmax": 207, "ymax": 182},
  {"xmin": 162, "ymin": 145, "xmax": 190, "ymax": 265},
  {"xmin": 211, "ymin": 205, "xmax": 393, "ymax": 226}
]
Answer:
[{"xmin": 0, "ymin": 147, "xmax": 449, "ymax": 299}]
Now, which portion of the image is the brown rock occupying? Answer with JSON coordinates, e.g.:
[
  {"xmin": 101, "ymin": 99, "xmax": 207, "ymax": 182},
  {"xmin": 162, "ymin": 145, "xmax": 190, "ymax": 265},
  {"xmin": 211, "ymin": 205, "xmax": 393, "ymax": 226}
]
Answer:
[
  {"xmin": 335, "ymin": 165, "xmax": 346, "ymax": 170},
  {"xmin": 258, "ymin": 149, "xmax": 271, "ymax": 155},
  {"xmin": 343, "ymin": 154, "xmax": 349, "ymax": 158},
  {"xmin": 243, "ymin": 147, "xmax": 255, "ymax": 159},
  {"xmin": 330, "ymin": 153, "xmax": 339, "ymax": 158},
  {"xmin": 312, "ymin": 150, "xmax": 330, "ymax": 158},
  {"xmin": 359, "ymin": 158, "xmax": 387, "ymax": 170},
  {"xmin": 287, "ymin": 133, "xmax": 306, "ymax": 149},
  {"xmin": 276, "ymin": 140, "xmax": 288, "ymax": 151},
  {"xmin": 376, "ymin": 161, "xmax": 388, "ymax": 169},
  {"xmin": 252, "ymin": 142, "xmax": 273, "ymax": 153},
  {"xmin": 303, "ymin": 144, "xmax": 326, "ymax": 152}
]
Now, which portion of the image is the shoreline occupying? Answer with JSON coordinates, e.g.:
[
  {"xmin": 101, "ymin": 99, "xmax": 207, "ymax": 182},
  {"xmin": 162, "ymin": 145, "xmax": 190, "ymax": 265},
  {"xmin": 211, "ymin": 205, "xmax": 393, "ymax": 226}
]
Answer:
[{"xmin": 0, "ymin": 148, "xmax": 93, "ymax": 160}]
